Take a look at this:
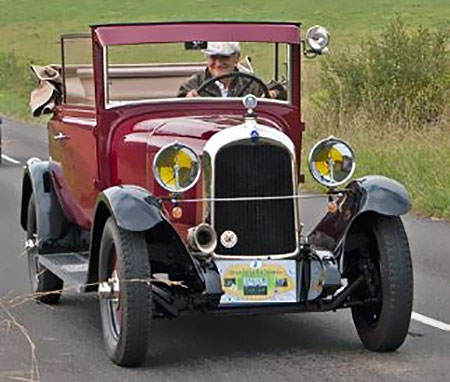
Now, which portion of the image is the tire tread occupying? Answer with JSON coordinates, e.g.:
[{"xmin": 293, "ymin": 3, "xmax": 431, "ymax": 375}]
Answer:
[{"xmin": 352, "ymin": 214, "xmax": 413, "ymax": 352}]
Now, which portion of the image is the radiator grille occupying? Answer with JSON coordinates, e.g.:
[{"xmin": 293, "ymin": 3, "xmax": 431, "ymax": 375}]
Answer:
[{"xmin": 214, "ymin": 142, "xmax": 296, "ymax": 256}]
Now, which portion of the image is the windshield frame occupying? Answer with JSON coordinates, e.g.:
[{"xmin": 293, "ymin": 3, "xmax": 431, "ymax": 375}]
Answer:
[
  {"xmin": 102, "ymin": 42, "xmax": 294, "ymax": 109},
  {"xmin": 91, "ymin": 22, "xmax": 301, "ymax": 111}
]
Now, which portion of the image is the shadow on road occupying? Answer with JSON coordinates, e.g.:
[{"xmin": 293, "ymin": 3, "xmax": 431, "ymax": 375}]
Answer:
[{"xmin": 17, "ymin": 292, "xmax": 361, "ymax": 369}]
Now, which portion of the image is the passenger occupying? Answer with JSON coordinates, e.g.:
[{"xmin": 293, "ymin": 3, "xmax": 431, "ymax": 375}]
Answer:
[{"xmin": 177, "ymin": 42, "xmax": 284, "ymax": 99}]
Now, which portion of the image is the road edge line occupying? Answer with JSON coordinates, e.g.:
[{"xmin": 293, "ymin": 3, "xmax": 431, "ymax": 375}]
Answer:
[
  {"xmin": 412, "ymin": 312, "xmax": 450, "ymax": 331},
  {"xmin": 1, "ymin": 154, "xmax": 21, "ymax": 164}
]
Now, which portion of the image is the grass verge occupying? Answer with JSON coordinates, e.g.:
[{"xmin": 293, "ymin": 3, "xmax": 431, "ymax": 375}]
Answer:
[
  {"xmin": 301, "ymin": 105, "xmax": 450, "ymax": 220},
  {"xmin": 0, "ymin": 2, "xmax": 448, "ymax": 219},
  {"xmin": 0, "ymin": 52, "xmax": 37, "ymax": 121}
]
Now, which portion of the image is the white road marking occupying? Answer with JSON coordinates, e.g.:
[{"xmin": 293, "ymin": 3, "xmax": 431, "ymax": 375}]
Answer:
[
  {"xmin": 1, "ymin": 154, "xmax": 21, "ymax": 164},
  {"xmin": 412, "ymin": 312, "xmax": 450, "ymax": 331}
]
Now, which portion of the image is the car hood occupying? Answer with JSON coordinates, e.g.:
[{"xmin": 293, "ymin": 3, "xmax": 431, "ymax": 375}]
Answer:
[{"xmin": 136, "ymin": 114, "xmax": 283, "ymax": 143}]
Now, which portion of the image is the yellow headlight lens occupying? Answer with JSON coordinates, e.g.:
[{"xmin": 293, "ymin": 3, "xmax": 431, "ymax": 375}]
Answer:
[
  {"xmin": 309, "ymin": 137, "xmax": 355, "ymax": 187},
  {"xmin": 153, "ymin": 143, "xmax": 201, "ymax": 192}
]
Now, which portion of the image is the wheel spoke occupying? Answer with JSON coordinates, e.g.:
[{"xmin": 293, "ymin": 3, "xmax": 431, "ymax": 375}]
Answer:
[{"xmin": 237, "ymin": 79, "xmax": 253, "ymax": 97}]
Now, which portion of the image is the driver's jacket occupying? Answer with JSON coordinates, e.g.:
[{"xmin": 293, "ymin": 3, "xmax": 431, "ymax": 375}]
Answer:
[{"xmin": 177, "ymin": 68, "xmax": 265, "ymax": 98}]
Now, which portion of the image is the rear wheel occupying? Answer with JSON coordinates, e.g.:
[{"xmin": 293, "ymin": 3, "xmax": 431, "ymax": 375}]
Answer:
[
  {"xmin": 26, "ymin": 194, "xmax": 63, "ymax": 304},
  {"xmin": 350, "ymin": 214, "xmax": 413, "ymax": 352},
  {"xmin": 98, "ymin": 217, "xmax": 152, "ymax": 366}
]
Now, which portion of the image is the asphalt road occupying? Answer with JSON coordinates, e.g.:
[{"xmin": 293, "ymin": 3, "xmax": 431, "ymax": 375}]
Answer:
[{"xmin": 0, "ymin": 117, "xmax": 449, "ymax": 382}]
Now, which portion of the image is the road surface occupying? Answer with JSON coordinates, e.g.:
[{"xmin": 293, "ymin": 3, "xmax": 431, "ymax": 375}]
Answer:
[{"xmin": 0, "ymin": 117, "xmax": 449, "ymax": 382}]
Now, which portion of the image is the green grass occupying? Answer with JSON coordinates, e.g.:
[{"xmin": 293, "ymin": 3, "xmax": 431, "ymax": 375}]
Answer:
[
  {"xmin": 0, "ymin": 0, "xmax": 449, "ymax": 62},
  {"xmin": 301, "ymin": 107, "xmax": 450, "ymax": 220},
  {"xmin": 0, "ymin": 0, "xmax": 449, "ymax": 218},
  {"xmin": 0, "ymin": 52, "xmax": 37, "ymax": 121}
]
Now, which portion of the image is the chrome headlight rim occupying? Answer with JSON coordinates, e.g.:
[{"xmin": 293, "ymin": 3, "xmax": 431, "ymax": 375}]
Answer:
[
  {"xmin": 306, "ymin": 25, "xmax": 330, "ymax": 53},
  {"xmin": 153, "ymin": 142, "xmax": 201, "ymax": 193},
  {"xmin": 308, "ymin": 136, "xmax": 356, "ymax": 188}
]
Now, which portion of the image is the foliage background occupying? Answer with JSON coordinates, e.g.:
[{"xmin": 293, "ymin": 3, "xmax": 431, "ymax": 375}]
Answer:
[{"xmin": 0, "ymin": 0, "xmax": 449, "ymax": 218}]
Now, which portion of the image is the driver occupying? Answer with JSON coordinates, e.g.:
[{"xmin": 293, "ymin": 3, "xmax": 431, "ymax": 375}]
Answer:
[{"xmin": 177, "ymin": 42, "xmax": 281, "ymax": 99}]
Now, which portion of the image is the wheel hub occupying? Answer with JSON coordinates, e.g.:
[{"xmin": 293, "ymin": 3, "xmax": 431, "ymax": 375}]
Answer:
[{"xmin": 98, "ymin": 272, "xmax": 120, "ymax": 299}]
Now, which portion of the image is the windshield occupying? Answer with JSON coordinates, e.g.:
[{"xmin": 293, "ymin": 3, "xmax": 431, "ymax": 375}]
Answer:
[{"xmin": 104, "ymin": 41, "xmax": 291, "ymax": 107}]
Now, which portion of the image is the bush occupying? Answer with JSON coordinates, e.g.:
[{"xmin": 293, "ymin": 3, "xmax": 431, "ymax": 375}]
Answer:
[
  {"xmin": 318, "ymin": 19, "xmax": 449, "ymax": 127},
  {"xmin": 0, "ymin": 51, "xmax": 37, "ymax": 119},
  {"xmin": 0, "ymin": 51, "xmax": 34, "ymax": 90}
]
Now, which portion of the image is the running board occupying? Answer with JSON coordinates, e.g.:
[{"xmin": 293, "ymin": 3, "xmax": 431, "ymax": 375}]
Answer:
[{"xmin": 38, "ymin": 252, "xmax": 89, "ymax": 292}]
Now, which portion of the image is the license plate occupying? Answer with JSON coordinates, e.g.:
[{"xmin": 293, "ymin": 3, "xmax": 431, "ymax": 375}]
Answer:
[{"xmin": 216, "ymin": 260, "xmax": 297, "ymax": 304}]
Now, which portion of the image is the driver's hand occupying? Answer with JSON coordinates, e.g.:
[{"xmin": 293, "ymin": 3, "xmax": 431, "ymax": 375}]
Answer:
[
  {"xmin": 186, "ymin": 89, "xmax": 200, "ymax": 98},
  {"xmin": 269, "ymin": 89, "xmax": 280, "ymax": 99}
]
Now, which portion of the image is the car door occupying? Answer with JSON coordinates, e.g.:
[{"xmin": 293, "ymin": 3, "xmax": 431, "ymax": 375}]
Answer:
[{"xmin": 48, "ymin": 35, "xmax": 99, "ymax": 230}]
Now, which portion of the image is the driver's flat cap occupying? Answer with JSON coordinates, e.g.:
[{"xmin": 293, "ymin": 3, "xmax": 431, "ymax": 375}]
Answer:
[{"xmin": 202, "ymin": 41, "xmax": 241, "ymax": 56}]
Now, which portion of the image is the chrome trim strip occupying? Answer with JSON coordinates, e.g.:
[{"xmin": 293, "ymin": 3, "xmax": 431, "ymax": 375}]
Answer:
[
  {"xmin": 104, "ymin": 96, "xmax": 289, "ymax": 110},
  {"xmin": 203, "ymin": 120, "xmax": 300, "ymax": 260},
  {"xmin": 204, "ymin": 120, "xmax": 297, "ymax": 158},
  {"xmin": 61, "ymin": 117, "xmax": 96, "ymax": 127},
  {"xmin": 169, "ymin": 193, "xmax": 325, "ymax": 203}
]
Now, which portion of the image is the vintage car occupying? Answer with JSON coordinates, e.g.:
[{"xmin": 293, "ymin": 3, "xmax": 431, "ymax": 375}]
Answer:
[{"xmin": 21, "ymin": 22, "xmax": 413, "ymax": 366}]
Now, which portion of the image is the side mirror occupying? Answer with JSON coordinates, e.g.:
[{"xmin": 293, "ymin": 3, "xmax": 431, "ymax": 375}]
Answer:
[{"xmin": 303, "ymin": 25, "xmax": 330, "ymax": 58}]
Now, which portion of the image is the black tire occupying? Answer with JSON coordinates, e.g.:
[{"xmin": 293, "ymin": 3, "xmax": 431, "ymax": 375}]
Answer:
[
  {"xmin": 26, "ymin": 194, "xmax": 63, "ymax": 304},
  {"xmin": 98, "ymin": 217, "xmax": 152, "ymax": 367},
  {"xmin": 351, "ymin": 214, "xmax": 413, "ymax": 352}
]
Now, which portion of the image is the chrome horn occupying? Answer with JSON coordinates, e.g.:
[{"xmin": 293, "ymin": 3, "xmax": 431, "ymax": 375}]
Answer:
[{"xmin": 187, "ymin": 223, "xmax": 217, "ymax": 255}]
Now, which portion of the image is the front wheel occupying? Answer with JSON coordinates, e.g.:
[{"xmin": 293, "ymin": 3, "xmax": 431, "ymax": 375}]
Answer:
[
  {"xmin": 351, "ymin": 214, "xmax": 413, "ymax": 352},
  {"xmin": 98, "ymin": 217, "xmax": 152, "ymax": 366}
]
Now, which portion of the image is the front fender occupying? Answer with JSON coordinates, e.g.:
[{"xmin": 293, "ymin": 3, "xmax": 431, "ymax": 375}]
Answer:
[
  {"xmin": 308, "ymin": 175, "xmax": 411, "ymax": 252},
  {"xmin": 87, "ymin": 185, "xmax": 205, "ymax": 292},
  {"xmin": 96, "ymin": 185, "xmax": 164, "ymax": 232}
]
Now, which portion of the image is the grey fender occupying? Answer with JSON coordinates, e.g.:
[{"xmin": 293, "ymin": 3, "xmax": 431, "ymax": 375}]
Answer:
[
  {"xmin": 20, "ymin": 158, "xmax": 88, "ymax": 253},
  {"xmin": 308, "ymin": 175, "xmax": 411, "ymax": 253},
  {"xmin": 96, "ymin": 185, "xmax": 165, "ymax": 232},
  {"xmin": 356, "ymin": 175, "xmax": 410, "ymax": 216},
  {"xmin": 87, "ymin": 185, "xmax": 205, "ymax": 293}
]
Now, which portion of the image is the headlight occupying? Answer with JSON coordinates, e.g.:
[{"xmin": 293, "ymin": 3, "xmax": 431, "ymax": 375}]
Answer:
[
  {"xmin": 308, "ymin": 137, "xmax": 355, "ymax": 188},
  {"xmin": 153, "ymin": 143, "xmax": 201, "ymax": 193},
  {"xmin": 306, "ymin": 25, "xmax": 330, "ymax": 54}
]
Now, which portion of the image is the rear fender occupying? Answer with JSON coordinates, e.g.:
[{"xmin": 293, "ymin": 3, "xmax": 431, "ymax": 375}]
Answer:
[
  {"xmin": 20, "ymin": 158, "xmax": 88, "ymax": 253},
  {"xmin": 308, "ymin": 175, "xmax": 410, "ymax": 253},
  {"xmin": 86, "ymin": 185, "xmax": 205, "ymax": 292}
]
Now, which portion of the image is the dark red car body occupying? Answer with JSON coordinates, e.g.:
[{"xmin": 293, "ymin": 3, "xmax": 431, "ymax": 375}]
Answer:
[
  {"xmin": 48, "ymin": 22, "xmax": 303, "ymax": 239},
  {"xmin": 20, "ymin": 21, "xmax": 413, "ymax": 367}
]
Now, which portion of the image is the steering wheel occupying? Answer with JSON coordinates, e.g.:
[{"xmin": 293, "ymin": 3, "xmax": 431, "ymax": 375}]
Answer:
[{"xmin": 196, "ymin": 71, "xmax": 271, "ymax": 98}]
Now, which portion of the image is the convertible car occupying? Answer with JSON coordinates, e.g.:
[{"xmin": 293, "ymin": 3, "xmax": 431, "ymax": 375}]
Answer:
[{"xmin": 22, "ymin": 21, "xmax": 413, "ymax": 366}]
